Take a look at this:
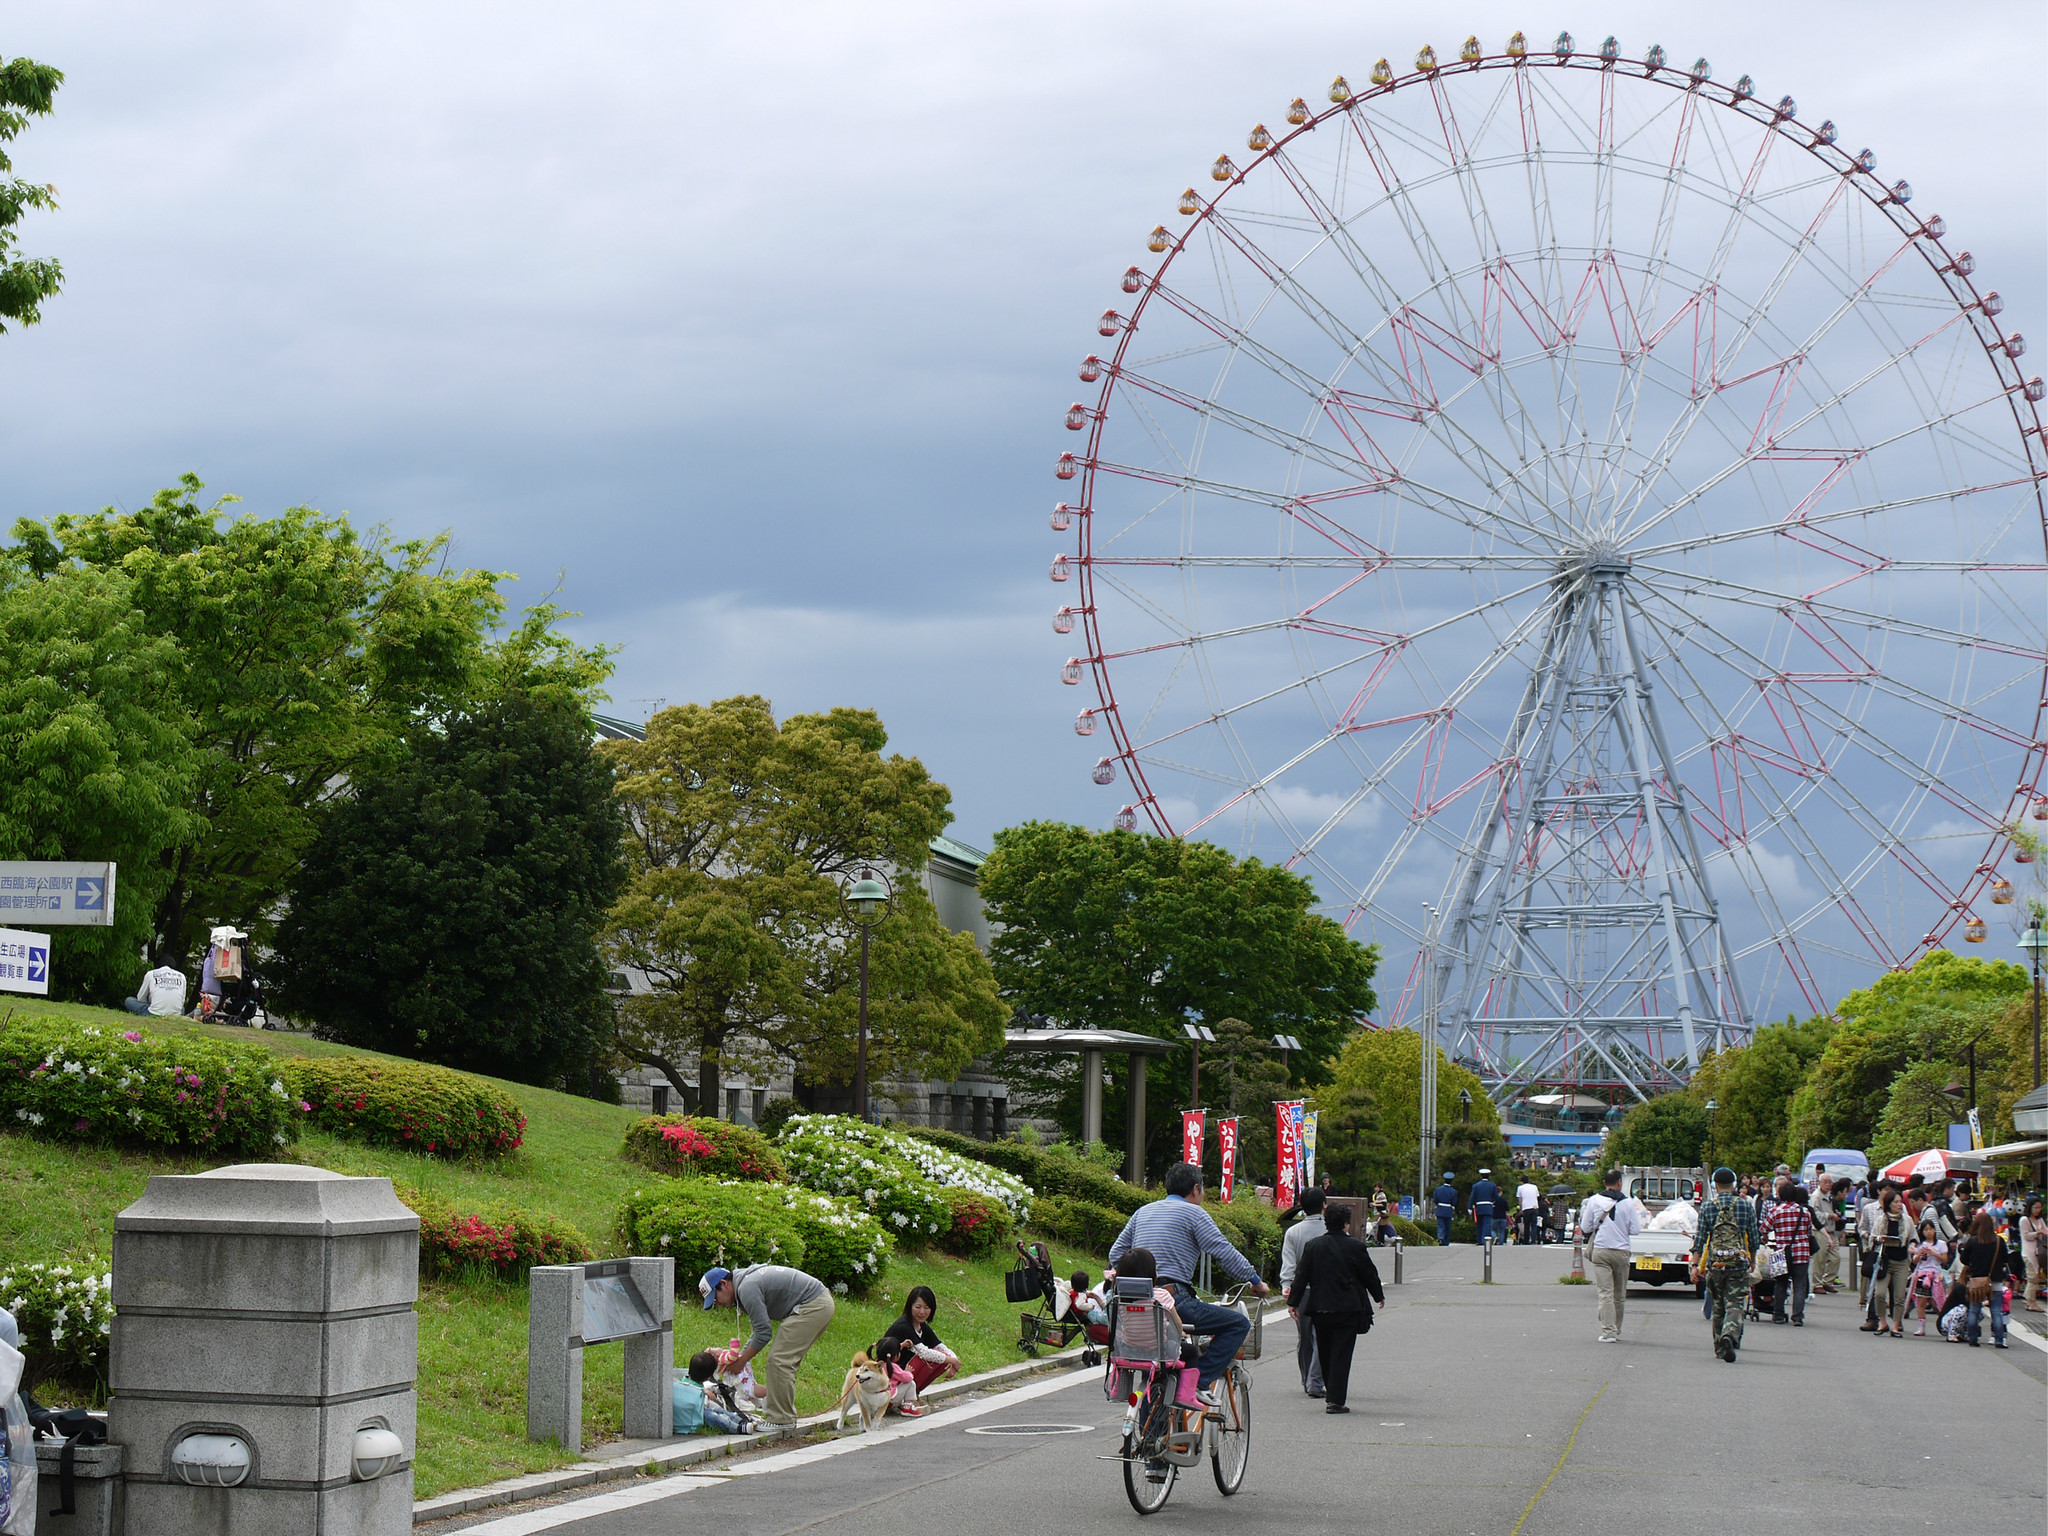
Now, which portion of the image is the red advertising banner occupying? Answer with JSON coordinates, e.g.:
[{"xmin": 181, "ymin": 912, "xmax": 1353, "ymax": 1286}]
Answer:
[
  {"xmin": 1275, "ymin": 1100, "xmax": 1303, "ymax": 1212},
  {"xmin": 1218, "ymin": 1117, "xmax": 1240, "ymax": 1203},
  {"xmin": 1181, "ymin": 1109, "xmax": 1206, "ymax": 1170}
]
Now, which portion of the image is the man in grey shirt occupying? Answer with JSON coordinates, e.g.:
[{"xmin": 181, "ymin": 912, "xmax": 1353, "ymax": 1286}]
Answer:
[
  {"xmin": 701, "ymin": 1262, "xmax": 835, "ymax": 1428},
  {"xmin": 1279, "ymin": 1187, "xmax": 1329, "ymax": 1397}
]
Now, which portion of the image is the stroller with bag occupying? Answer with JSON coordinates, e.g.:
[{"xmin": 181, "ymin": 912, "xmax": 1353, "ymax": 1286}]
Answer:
[
  {"xmin": 200, "ymin": 927, "xmax": 269, "ymax": 1029},
  {"xmin": 1007, "ymin": 1241, "xmax": 1107, "ymax": 1365}
]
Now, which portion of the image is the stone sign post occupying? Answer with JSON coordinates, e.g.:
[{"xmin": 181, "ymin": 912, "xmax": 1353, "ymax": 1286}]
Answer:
[
  {"xmin": 109, "ymin": 1164, "xmax": 419, "ymax": 1535},
  {"xmin": 527, "ymin": 1258, "xmax": 673, "ymax": 1449}
]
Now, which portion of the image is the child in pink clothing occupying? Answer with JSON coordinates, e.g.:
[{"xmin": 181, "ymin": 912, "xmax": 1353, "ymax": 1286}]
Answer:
[{"xmin": 1109, "ymin": 1247, "xmax": 1199, "ymax": 1407}]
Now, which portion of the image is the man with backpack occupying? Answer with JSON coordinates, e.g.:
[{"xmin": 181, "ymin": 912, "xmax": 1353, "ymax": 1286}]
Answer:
[
  {"xmin": 1692, "ymin": 1167, "xmax": 1759, "ymax": 1362},
  {"xmin": 1578, "ymin": 1168, "xmax": 1643, "ymax": 1342}
]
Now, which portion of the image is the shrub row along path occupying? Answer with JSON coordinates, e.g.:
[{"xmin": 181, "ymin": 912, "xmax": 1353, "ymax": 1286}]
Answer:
[{"xmin": 429, "ymin": 1243, "xmax": 2045, "ymax": 1535}]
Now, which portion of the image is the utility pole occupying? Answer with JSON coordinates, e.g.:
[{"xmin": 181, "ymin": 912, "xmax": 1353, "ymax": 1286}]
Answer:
[{"xmin": 1418, "ymin": 903, "xmax": 1439, "ymax": 1205}]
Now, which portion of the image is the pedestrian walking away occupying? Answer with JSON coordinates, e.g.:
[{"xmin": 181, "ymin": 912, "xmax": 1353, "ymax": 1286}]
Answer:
[
  {"xmin": 1432, "ymin": 1171, "xmax": 1460, "ymax": 1246},
  {"xmin": 1693, "ymin": 1167, "xmax": 1758, "ymax": 1362},
  {"xmin": 1106, "ymin": 1162, "xmax": 1270, "ymax": 1401},
  {"xmin": 1763, "ymin": 1177, "xmax": 1815, "ymax": 1325},
  {"xmin": 1470, "ymin": 1169, "xmax": 1500, "ymax": 1247},
  {"xmin": 1578, "ymin": 1167, "xmax": 1643, "ymax": 1342},
  {"xmin": 1516, "ymin": 1174, "xmax": 1542, "ymax": 1246},
  {"xmin": 1278, "ymin": 1187, "xmax": 1328, "ymax": 1398},
  {"xmin": 1955, "ymin": 1210, "xmax": 2013, "ymax": 1349},
  {"xmin": 1285, "ymin": 1202, "xmax": 1384, "ymax": 1414},
  {"xmin": 701, "ymin": 1262, "xmax": 836, "ymax": 1428}
]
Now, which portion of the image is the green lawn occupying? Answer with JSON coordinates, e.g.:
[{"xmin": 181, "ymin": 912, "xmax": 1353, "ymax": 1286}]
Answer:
[{"xmin": 0, "ymin": 1000, "xmax": 1109, "ymax": 1500}]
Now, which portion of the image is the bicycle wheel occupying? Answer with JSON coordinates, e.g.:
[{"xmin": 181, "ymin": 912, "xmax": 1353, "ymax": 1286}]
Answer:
[
  {"xmin": 1210, "ymin": 1365, "xmax": 1251, "ymax": 1495},
  {"xmin": 1123, "ymin": 1385, "xmax": 1178, "ymax": 1515}
]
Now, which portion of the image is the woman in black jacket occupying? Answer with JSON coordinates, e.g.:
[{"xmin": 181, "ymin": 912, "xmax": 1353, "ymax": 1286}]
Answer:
[{"xmin": 1285, "ymin": 1203, "xmax": 1385, "ymax": 1413}]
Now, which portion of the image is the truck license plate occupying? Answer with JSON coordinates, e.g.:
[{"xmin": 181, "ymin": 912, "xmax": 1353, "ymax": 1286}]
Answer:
[{"xmin": 1633, "ymin": 1256, "xmax": 1661, "ymax": 1272}]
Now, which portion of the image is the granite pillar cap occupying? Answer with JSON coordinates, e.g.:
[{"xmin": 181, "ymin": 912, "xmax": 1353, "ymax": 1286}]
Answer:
[{"xmin": 116, "ymin": 1163, "xmax": 420, "ymax": 1236}]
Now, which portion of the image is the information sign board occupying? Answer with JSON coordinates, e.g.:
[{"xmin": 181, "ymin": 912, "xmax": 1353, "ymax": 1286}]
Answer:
[{"xmin": 0, "ymin": 862, "xmax": 116, "ymax": 926}]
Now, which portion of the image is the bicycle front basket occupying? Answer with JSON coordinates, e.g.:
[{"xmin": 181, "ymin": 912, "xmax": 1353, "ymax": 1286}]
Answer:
[{"xmin": 1233, "ymin": 1299, "xmax": 1264, "ymax": 1360}]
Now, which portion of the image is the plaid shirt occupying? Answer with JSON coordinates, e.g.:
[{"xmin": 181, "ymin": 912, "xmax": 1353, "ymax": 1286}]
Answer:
[{"xmin": 1764, "ymin": 1199, "xmax": 1814, "ymax": 1263}]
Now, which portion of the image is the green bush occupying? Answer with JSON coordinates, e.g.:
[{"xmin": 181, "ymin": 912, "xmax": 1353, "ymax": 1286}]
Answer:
[
  {"xmin": 1210, "ymin": 1196, "xmax": 1283, "ymax": 1278},
  {"xmin": 777, "ymin": 1122, "xmax": 947, "ymax": 1241},
  {"xmin": 0, "ymin": 1018, "xmax": 303, "ymax": 1156},
  {"xmin": 398, "ymin": 1187, "xmax": 593, "ymax": 1279},
  {"xmin": 623, "ymin": 1115, "xmax": 786, "ymax": 1182},
  {"xmin": 936, "ymin": 1188, "xmax": 1014, "ymax": 1259},
  {"xmin": 756, "ymin": 1095, "xmax": 801, "ymax": 1139},
  {"xmin": 1390, "ymin": 1214, "xmax": 1433, "ymax": 1247},
  {"xmin": 1028, "ymin": 1194, "xmax": 1128, "ymax": 1255},
  {"xmin": 781, "ymin": 1116, "xmax": 1032, "ymax": 1220},
  {"xmin": 620, "ymin": 1180, "xmax": 807, "ymax": 1283},
  {"xmin": 0, "ymin": 1257, "xmax": 113, "ymax": 1400},
  {"xmin": 291, "ymin": 1056, "xmax": 525, "ymax": 1158},
  {"xmin": 618, "ymin": 1180, "xmax": 894, "ymax": 1296},
  {"xmin": 908, "ymin": 1126, "xmax": 1144, "ymax": 1216}
]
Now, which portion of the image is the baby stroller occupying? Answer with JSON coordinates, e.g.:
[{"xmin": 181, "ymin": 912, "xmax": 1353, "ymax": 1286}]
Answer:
[
  {"xmin": 1007, "ymin": 1241, "xmax": 1107, "ymax": 1365},
  {"xmin": 201, "ymin": 927, "xmax": 270, "ymax": 1029}
]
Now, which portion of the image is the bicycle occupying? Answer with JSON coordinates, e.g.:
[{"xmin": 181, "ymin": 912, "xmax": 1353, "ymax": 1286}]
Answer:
[{"xmin": 1102, "ymin": 1281, "xmax": 1257, "ymax": 1515}]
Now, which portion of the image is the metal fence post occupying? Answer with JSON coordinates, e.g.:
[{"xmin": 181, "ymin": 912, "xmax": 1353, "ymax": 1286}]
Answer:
[
  {"xmin": 1392, "ymin": 1238, "xmax": 1404, "ymax": 1285},
  {"xmin": 1571, "ymin": 1230, "xmax": 1585, "ymax": 1280},
  {"xmin": 1482, "ymin": 1236, "xmax": 1494, "ymax": 1284}
]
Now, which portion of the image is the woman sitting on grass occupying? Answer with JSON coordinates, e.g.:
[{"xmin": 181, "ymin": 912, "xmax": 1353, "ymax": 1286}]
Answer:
[{"xmin": 880, "ymin": 1286, "xmax": 960, "ymax": 1411}]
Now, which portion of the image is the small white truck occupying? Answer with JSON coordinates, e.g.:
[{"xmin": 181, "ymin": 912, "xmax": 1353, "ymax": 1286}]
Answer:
[{"xmin": 1617, "ymin": 1166, "xmax": 1706, "ymax": 1296}]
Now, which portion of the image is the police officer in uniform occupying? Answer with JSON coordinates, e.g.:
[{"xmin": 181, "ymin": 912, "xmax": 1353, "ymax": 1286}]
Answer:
[
  {"xmin": 1469, "ymin": 1169, "xmax": 1500, "ymax": 1246},
  {"xmin": 1433, "ymin": 1170, "xmax": 1461, "ymax": 1245}
]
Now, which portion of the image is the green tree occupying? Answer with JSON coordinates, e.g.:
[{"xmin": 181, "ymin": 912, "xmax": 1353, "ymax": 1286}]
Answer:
[
  {"xmin": 1599, "ymin": 1093, "xmax": 1709, "ymax": 1172},
  {"xmin": 11, "ymin": 476, "xmax": 611, "ymax": 967},
  {"xmin": 978, "ymin": 821, "xmax": 1378, "ymax": 1170},
  {"xmin": 1693, "ymin": 1015, "xmax": 1834, "ymax": 1172},
  {"xmin": 1437, "ymin": 1120, "xmax": 1511, "ymax": 1190},
  {"xmin": 1867, "ymin": 1061, "xmax": 1968, "ymax": 1167},
  {"xmin": 1314, "ymin": 1084, "xmax": 1386, "ymax": 1194},
  {"xmin": 601, "ymin": 697, "xmax": 1005, "ymax": 1111},
  {"xmin": 0, "ymin": 52, "xmax": 63, "ymax": 330},
  {"xmin": 1203, "ymin": 1016, "xmax": 1291, "ymax": 1186},
  {"xmin": 272, "ymin": 694, "xmax": 626, "ymax": 1089},
  {"xmin": 1313, "ymin": 1027, "xmax": 1494, "ymax": 1194},
  {"xmin": 0, "ymin": 564, "xmax": 195, "ymax": 998}
]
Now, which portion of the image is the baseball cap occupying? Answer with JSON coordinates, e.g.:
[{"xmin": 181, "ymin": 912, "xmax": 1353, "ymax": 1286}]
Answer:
[{"xmin": 699, "ymin": 1267, "xmax": 731, "ymax": 1309}]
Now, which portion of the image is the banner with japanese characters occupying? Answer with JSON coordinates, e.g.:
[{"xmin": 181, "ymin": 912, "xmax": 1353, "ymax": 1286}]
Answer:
[
  {"xmin": 1275, "ymin": 1100, "xmax": 1304, "ymax": 1212},
  {"xmin": 1301, "ymin": 1109, "xmax": 1318, "ymax": 1189},
  {"xmin": 1218, "ymin": 1117, "xmax": 1239, "ymax": 1202},
  {"xmin": 1182, "ymin": 1108, "xmax": 1206, "ymax": 1170}
]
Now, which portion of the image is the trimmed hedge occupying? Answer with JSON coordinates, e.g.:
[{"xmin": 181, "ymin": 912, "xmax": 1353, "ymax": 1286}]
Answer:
[
  {"xmin": 619, "ymin": 1180, "xmax": 893, "ymax": 1296},
  {"xmin": 906, "ymin": 1126, "xmax": 1145, "ymax": 1217},
  {"xmin": 1209, "ymin": 1196, "xmax": 1283, "ymax": 1279},
  {"xmin": 0, "ymin": 1018, "xmax": 303, "ymax": 1156},
  {"xmin": 935, "ymin": 1188, "xmax": 1014, "ymax": 1259},
  {"xmin": 623, "ymin": 1115, "xmax": 785, "ymax": 1182},
  {"xmin": 1028, "ymin": 1194, "xmax": 1128, "ymax": 1255},
  {"xmin": 399, "ymin": 1186, "xmax": 594, "ymax": 1279},
  {"xmin": 292, "ymin": 1056, "xmax": 525, "ymax": 1158}
]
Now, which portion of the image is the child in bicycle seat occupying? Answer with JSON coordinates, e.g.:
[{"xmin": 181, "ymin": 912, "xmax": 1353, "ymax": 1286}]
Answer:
[{"xmin": 1112, "ymin": 1248, "xmax": 1201, "ymax": 1407}]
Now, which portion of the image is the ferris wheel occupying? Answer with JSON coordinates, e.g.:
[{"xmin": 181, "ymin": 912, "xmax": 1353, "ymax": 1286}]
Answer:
[{"xmin": 1050, "ymin": 33, "xmax": 2048, "ymax": 1103}]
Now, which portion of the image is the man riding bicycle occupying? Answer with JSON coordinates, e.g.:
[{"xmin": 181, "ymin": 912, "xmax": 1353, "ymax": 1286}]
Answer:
[{"xmin": 1106, "ymin": 1161, "xmax": 1270, "ymax": 1403}]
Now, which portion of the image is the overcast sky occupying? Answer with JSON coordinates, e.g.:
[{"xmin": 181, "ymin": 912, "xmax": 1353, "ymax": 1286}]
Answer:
[{"xmin": 3, "ymin": 1, "xmax": 2042, "ymax": 863}]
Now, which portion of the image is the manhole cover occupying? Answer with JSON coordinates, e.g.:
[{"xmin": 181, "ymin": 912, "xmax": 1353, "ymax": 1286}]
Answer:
[{"xmin": 964, "ymin": 1423, "xmax": 1093, "ymax": 1436}]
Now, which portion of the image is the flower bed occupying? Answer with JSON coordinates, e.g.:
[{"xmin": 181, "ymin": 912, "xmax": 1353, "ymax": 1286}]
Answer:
[
  {"xmin": 618, "ymin": 1179, "xmax": 892, "ymax": 1296},
  {"xmin": 622, "ymin": 1114, "xmax": 785, "ymax": 1182},
  {"xmin": 0, "ymin": 1018, "xmax": 303, "ymax": 1156},
  {"xmin": 776, "ymin": 1123, "xmax": 947, "ymax": 1241},
  {"xmin": 780, "ymin": 1115, "xmax": 1033, "ymax": 1221},
  {"xmin": 0, "ymin": 1258, "xmax": 114, "ymax": 1398},
  {"xmin": 936, "ymin": 1188, "xmax": 1014, "ymax": 1259},
  {"xmin": 291, "ymin": 1056, "xmax": 525, "ymax": 1158},
  {"xmin": 906, "ymin": 1126, "xmax": 1134, "ymax": 1217},
  {"xmin": 399, "ymin": 1187, "xmax": 594, "ymax": 1279}
]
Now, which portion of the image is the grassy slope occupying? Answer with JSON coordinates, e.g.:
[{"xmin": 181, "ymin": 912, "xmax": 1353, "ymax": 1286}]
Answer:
[{"xmin": 0, "ymin": 1000, "xmax": 1108, "ymax": 1499}]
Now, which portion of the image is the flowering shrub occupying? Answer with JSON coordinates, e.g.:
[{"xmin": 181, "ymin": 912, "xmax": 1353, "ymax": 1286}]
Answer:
[
  {"xmin": 0, "ymin": 1019, "xmax": 303, "ymax": 1155},
  {"xmin": 908, "ymin": 1126, "xmax": 1134, "ymax": 1217},
  {"xmin": 619, "ymin": 1181, "xmax": 808, "ymax": 1283},
  {"xmin": 0, "ymin": 1259, "xmax": 114, "ymax": 1396},
  {"xmin": 398, "ymin": 1187, "xmax": 594, "ymax": 1279},
  {"xmin": 777, "ymin": 1122, "xmax": 947, "ymax": 1242},
  {"xmin": 622, "ymin": 1114, "xmax": 785, "ymax": 1182},
  {"xmin": 779, "ymin": 1114, "xmax": 1033, "ymax": 1222},
  {"xmin": 936, "ymin": 1187, "xmax": 1014, "ymax": 1259},
  {"xmin": 291, "ymin": 1056, "xmax": 525, "ymax": 1158},
  {"xmin": 768, "ymin": 1184, "xmax": 892, "ymax": 1295}
]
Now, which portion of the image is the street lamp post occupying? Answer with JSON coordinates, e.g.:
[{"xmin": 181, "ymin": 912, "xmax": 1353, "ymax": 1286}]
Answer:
[
  {"xmin": 1183, "ymin": 1023, "xmax": 1215, "ymax": 1108},
  {"xmin": 842, "ymin": 868, "xmax": 893, "ymax": 1124},
  {"xmin": 1459, "ymin": 1087, "xmax": 1472, "ymax": 1124},
  {"xmin": 2019, "ymin": 920, "xmax": 2045, "ymax": 1090}
]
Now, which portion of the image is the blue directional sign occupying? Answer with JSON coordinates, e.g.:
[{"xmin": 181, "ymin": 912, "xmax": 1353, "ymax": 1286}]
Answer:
[
  {"xmin": 0, "ymin": 928, "xmax": 51, "ymax": 995},
  {"xmin": 0, "ymin": 863, "xmax": 116, "ymax": 926}
]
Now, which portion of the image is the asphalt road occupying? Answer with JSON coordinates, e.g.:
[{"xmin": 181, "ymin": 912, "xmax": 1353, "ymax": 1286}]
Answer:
[{"xmin": 440, "ymin": 1242, "xmax": 2046, "ymax": 1536}]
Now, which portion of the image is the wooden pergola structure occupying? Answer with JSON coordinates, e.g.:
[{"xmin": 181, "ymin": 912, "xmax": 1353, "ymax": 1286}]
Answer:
[{"xmin": 1002, "ymin": 1027, "xmax": 1177, "ymax": 1184}]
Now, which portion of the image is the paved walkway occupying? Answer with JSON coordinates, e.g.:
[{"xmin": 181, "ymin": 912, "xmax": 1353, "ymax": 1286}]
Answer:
[{"xmin": 430, "ymin": 1242, "xmax": 2046, "ymax": 1535}]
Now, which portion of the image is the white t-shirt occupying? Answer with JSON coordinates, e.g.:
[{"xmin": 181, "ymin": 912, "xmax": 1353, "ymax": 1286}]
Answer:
[
  {"xmin": 138, "ymin": 966, "xmax": 188, "ymax": 1016},
  {"xmin": 1517, "ymin": 1181, "xmax": 1540, "ymax": 1211}
]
